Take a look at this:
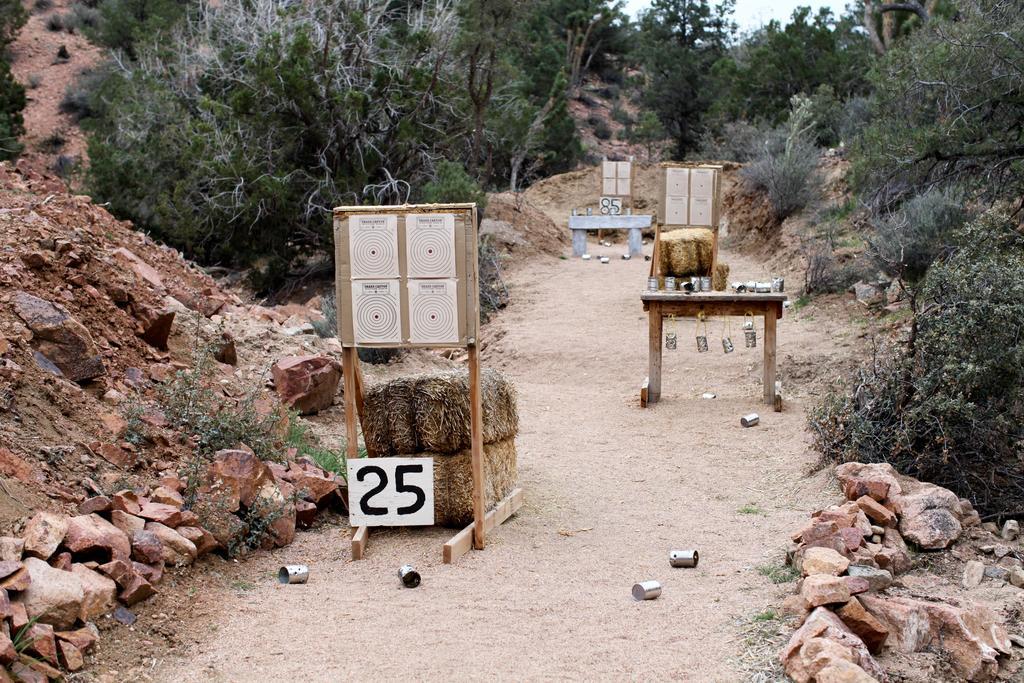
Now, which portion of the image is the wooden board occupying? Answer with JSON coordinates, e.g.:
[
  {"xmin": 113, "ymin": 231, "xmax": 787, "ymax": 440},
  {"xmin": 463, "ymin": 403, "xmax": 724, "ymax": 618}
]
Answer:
[
  {"xmin": 443, "ymin": 488, "xmax": 524, "ymax": 564},
  {"xmin": 347, "ymin": 457, "xmax": 435, "ymax": 527}
]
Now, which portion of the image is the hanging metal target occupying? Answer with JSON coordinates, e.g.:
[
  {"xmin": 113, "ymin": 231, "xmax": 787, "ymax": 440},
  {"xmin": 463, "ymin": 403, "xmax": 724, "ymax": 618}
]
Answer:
[
  {"xmin": 722, "ymin": 317, "xmax": 734, "ymax": 354},
  {"xmin": 743, "ymin": 312, "xmax": 757, "ymax": 349},
  {"xmin": 696, "ymin": 312, "xmax": 709, "ymax": 353},
  {"xmin": 666, "ymin": 315, "xmax": 678, "ymax": 350}
]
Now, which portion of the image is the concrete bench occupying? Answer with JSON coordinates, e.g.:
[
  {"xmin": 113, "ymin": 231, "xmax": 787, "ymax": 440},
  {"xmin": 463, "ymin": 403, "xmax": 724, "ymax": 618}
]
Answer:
[{"xmin": 568, "ymin": 215, "xmax": 653, "ymax": 257}]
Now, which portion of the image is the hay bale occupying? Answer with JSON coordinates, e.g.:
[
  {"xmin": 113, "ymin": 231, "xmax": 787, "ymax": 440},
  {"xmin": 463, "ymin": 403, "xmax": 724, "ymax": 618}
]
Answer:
[
  {"xmin": 360, "ymin": 377, "xmax": 419, "ymax": 456},
  {"xmin": 658, "ymin": 228, "xmax": 713, "ymax": 278},
  {"xmin": 431, "ymin": 436, "xmax": 518, "ymax": 528},
  {"xmin": 413, "ymin": 369, "xmax": 517, "ymax": 454},
  {"xmin": 713, "ymin": 262, "xmax": 730, "ymax": 291},
  {"xmin": 362, "ymin": 369, "xmax": 518, "ymax": 456}
]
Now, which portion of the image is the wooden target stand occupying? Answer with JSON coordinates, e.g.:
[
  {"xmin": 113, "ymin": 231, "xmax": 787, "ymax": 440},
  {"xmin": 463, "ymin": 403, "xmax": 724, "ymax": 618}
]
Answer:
[{"xmin": 334, "ymin": 203, "xmax": 523, "ymax": 563}]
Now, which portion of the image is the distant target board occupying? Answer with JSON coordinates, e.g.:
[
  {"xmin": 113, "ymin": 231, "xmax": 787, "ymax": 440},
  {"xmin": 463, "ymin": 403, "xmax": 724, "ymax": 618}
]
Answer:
[{"xmin": 333, "ymin": 204, "xmax": 479, "ymax": 348}]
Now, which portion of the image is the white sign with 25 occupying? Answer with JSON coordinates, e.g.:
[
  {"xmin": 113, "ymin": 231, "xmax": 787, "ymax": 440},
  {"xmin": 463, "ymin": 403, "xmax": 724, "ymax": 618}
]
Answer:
[{"xmin": 347, "ymin": 458, "xmax": 435, "ymax": 527}]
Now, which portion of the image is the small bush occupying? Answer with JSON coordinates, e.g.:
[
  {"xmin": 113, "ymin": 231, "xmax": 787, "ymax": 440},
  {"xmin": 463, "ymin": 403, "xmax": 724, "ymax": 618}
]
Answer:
[
  {"xmin": 695, "ymin": 120, "xmax": 771, "ymax": 163},
  {"xmin": 45, "ymin": 13, "xmax": 64, "ymax": 31},
  {"xmin": 59, "ymin": 79, "xmax": 96, "ymax": 121},
  {"xmin": 52, "ymin": 154, "xmax": 76, "ymax": 178},
  {"xmin": 869, "ymin": 189, "xmax": 967, "ymax": 285},
  {"xmin": 311, "ymin": 292, "xmax": 336, "ymax": 339},
  {"xmin": 69, "ymin": 3, "xmax": 100, "ymax": 30},
  {"xmin": 743, "ymin": 135, "xmax": 819, "ymax": 222},
  {"xmin": 0, "ymin": 61, "xmax": 26, "ymax": 161},
  {"xmin": 34, "ymin": 0, "xmax": 52, "ymax": 12},
  {"xmin": 593, "ymin": 120, "xmax": 612, "ymax": 140},
  {"xmin": 27, "ymin": 73, "xmax": 42, "ymax": 89},
  {"xmin": 610, "ymin": 105, "xmax": 633, "ymax": 126},
  {"xmin": 38, "ymin": 130, "xmax": 65, "ymax": 152},
  {"xmin": 810, "ymin": 209, "xmax": 1024, "ymax": 517},
  {"xmin": 420, "ymin": 160, "xmax": 487, "ymax": 212},
  {"xmin": 285, "ymin": 413, "xmax": 347, "ymax": 478},
  {"xmin": 838, "ymin": 96, "xmax": 871, "ymax": 147}
]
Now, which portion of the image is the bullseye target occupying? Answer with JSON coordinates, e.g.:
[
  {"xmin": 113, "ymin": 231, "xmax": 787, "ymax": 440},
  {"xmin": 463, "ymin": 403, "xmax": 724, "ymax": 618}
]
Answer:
[
  {"xmin": 352, "ymin": 280, "xmax": 402, "ymax": 344},
  {"xmin": 406, "ymin": 214, "xmax": 456, "ymax": 278},
  {"xmin": 407, "ymin": 279, "xmax": 459, "ymax": 344},
  {"xmin": 349, "ymin": 215, "xmax": 399, "ymax": 279}
]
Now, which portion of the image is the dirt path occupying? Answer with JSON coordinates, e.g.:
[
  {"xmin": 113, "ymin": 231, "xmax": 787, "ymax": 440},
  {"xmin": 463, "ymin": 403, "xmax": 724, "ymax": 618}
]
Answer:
[{"xmin": 140, "ymin": 243, "xmax": 857, "ymax": 682}]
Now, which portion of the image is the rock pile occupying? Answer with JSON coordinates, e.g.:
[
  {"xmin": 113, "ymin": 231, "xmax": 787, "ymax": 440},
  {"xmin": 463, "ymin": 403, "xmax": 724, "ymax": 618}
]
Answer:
[
  {"xmin": 780, "ymin": 462, "xmax": 1015, "ymax": 682},
  {"xmin": 0, "ymin": 449, "xmax": 344, "ymax": 680}
]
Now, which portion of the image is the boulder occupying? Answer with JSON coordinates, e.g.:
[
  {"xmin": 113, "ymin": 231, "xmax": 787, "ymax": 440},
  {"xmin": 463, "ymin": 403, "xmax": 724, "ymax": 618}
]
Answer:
[
  {"xmin": 1, "ymin": 564, "xmax": 30, "ymax": 592},
  {"xmin": 207, "ymin": 450, "xmax": 273, "ymax": 511},
  {"xmin": 111, "ymin": 490, "xmax": 142, "ymax": 516},
  {"xmin": 20, "ymin": 558, "xmax": 84, "ymax": 629},
  {"xmin": 77, "ymin": 496, "xmax": 111, "ymax": 515},
  {"xmin": 0, "ymin": 629, "xmax": 13, "ymax": 665},
  {"xmin": 110, "ymin": 510, "xmax": 145, "ymax": 536},
  {"xmin": 63, "ymin": 514, "xmax": 131, "ymax": 562},
  {"xmin": 132, "ymin": 561, "xmax": 163, "ymax": 585},
  {"xmin": 1009, "ymin": 567, "xmax": 1024, "ymax": 588},
  {"xmin": 0, "ymin": 537, "xmax": 24, "ymax": 563},
  {"xmin": 0, "ymin": 448, "xmax": 42, "ymax": 485},
  {"xmin": 846, "ymin": 565, "xmax": 893, "ymax": 593},
  {"xmin": 780, "ymin": 607, "xmax": 885, "ymax": 683},
  {"xmin": 22, "ymin": 512, "xmax": 68, "ymax": 561},
  {"xmin": 23, "ymin": 623, "xmax": 57, "ymax": 666},
  {"xmin": 802, "ymin": 547, "xmax": 850, "ymax": 577},
  {"xmin": 835, "ymin": 462, "xmax": 901, "ymax": 503},
  {"xmin": 96, "ymin": 559, "xmax": 134, "ymax": 589},
  {"xmin": 137, "ymin": 502, "xmax": 182, "ymax": 527},
  {"xmin": 836, "ymin": 597, "xmax": 889, "ymax": 654},
  {"xmin": 175, "ymin": 526, "xmax": 217, "ymax": 557},
  {"xmin": 149, "ymin": 486, "xmax": 183, "ymax": 508},
  {"xmin": 895, "ymin": 485, "xmax": 964, "ymax": 550},
  {"xmin": 843, "ymin": 576, "xmax": 870, "ymax": 596},
  {"xmin": 135, "ymin": 304, "xmax": 175, "ymax": 350},
  {"xmin": 295, "ymin": 500, "xmax": 318, "ymax": 528},
  {"xmin": 860, "ymin": 594, "xmax": 1011, "ymax": 681},
  {"xmin": 1003, "ymin": 520, "xmax": 1020, "ymax": 541},
  {"xmin": 962, "ymin": 560, "xmax": 985, "ymax": 589},
  {"xmin": 796, "ymin": 637, "xmax": 860, "ymax": 683},
  {"xmin": 802, "ymin": 575, "xmax": 852, "ymax": 608},
  {"xmin": 855, "ymin": 497, "xmax": 895, "ymax": 527},
  {"xmin": 270, "ymin": 355, "xmax": 342, "ymax": 415},
  {"xmin": 143, "ymin": 523, "xmax": 197, "ymax": 567},
  {"xmin": 119, "ymin": 573, "xmax": 156, "ymax": 606},
  {"xmin": 816, "ymin": 659, "xmax": 880, "ymax": 682},
  {"xmin": 70, "ymin": 564, "xmax": 116, "ymax": 621},
  {"xmin": 130, "ymin": 530, "xmax": 164, "ymax": 565},
  {"xmin": 284, "ymin": 464, "xmax": 339, "ymax": 507},
  {"xmin": 875, "ymin": 529, "xmax": 912, "ymax": 575},
  {"xmin": 50, "ymin": 552, "xmax": 71, "ymax": 572},
  {"xmin": 11, "ymin": 292, "xmax": 104, "ymax": 382}
]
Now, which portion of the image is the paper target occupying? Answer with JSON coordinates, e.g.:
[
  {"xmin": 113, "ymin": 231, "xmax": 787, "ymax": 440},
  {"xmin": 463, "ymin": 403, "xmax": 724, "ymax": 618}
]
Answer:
[
  {"xmin": 349, "ymin": 215, "xmax": 399, "ymax": 279},
  {"xmin": 406, "ymin": 214, "xmax": 457, "ymax": 278},
  {"xmin": 407, "ymin": 279, "xmax": 459, "ymax": 344},
  {"xmin": 352, "ymin": 280, "xmax": 402, "ymax": 344}
]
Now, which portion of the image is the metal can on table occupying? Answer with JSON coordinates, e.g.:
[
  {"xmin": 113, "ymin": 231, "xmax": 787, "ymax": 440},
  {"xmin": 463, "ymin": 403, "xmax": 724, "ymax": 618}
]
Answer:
[
  {"xmin": 700, "ymin": 276, "xmax": 712, "ymax": 292},
  {"xmin": 664, "ymin": 276, "xmax": 676, "ymax": 291}
]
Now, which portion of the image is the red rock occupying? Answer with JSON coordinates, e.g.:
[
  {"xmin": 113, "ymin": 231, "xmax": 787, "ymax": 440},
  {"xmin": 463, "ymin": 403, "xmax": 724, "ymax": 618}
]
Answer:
[
  {"xmin": 816, "ymin": 659, "xmax": 879, "ymax": 682},
  {"xmin": 96, "ymin": 443, "xmax": 135, "ymax": 468},
  {"xmin": 0, "ymin": 629, "xmax": 13, "ymax": 665},
  {"xmin": 77, "ymin": 496, "xmax": 112, "ymax": 515},
  {"xmin": 0, "ymin": 537, "xmax": 23, "ymax": 562},
  {"xmin": 207, "ymin": 450, "xmax": 273, "ymax": 511},
  {"xmin": 801, "ymin": 575, "xmax": 852, "ymax": 608},
  {"xmin": 109, "ymin": 510, "xmax": 146, "ymax": 537},
  {"xmin": 11, "ymin": 656, "xmax": 53, "ymax": 682},
  {"xmin": 96, "ymin": 559, "xmax": 134, "ymax": 589},
  {"xmin": 158, "ymin": 475, "xmax": 185, "ymax": 493},
  {"xmin": 0, "ymin": 561, "xmax": 23, "ymax": 582},
  {"xmin": 835, "ymin": 462, "xmax": 902, "ymax": 503},
  {"xmin": 118, "ymin": 573, "xmax": 156, "ymax": 606},
  {"xmin": 11, "ymin": 292, "xmax": 105, "ymax": 382},
  {"xmin": 780, "ymin": 607, "xmax": 885, "ymax": 683},
  {"xmin": 20, "ymin": 558, "xmax": 83, "ymax": 629},
  {"xmin": 22, "ymin": 512, "xmax": 69, "ymax": 560},
  {"xmin": 795, "ymin": 637, "xmax": 860, "ymax": 683},
  {"xmin": 1, "ymin": 566, "xmax": 30, "ymax": 592},
  {"xmin": 843, "ymin": 576, "xmax": 871, "ymax": 596},
  {"xmin": 896, "ymin": 485, "xmax": 963, "ymax": 550},
  {"xmin": 284, "ymin": 463, "xmax": 339, "ymax": 506},
  {"xmin": 135, "ymin": 304, "xmax": 175, "ymax": 350},
  {"xmin": 49, "ymin": 553, "xmax": 71, "ymax": 572},
  {"xmin": 57, "ymin": 640, "xmax": 84, "ymax": 672},
  {"xmin": 270, "ymin": 355, "xmax": 342, "ymax": 415},
  {"xmin": 130, "ymin": 530, "xmax": 164, "ymax": 564},
  {"xmin": 9, "ymin": 602, "xmax": 28, "ymax": 633},
  {"xmin": 0, "ymin": 448, "xmax": 43, "ymax": 485},
  {"xmin": 839, "ymin": 527, "xmax": 864, "ymax": 553},
  {"xmin": 143, "ymin": 523, "xmax": 197, "ymax": 567},
  {"xmin": 138, "ymin": 502, "xmax": 182, "ymax": 527},
  {"xmin": 178, "ymin": 509, "xmax": 200, "ymax": 526},
  {"xmin": 855, "ymin": 496, "xmax": 895, "ymax": 527},
  {"xmin": 213, "ymin": 334, "xmax": 237, "ymax": 366},
  {"xmin": 63, "ymin": 514, "xmax": 131, "ymax": 562},
  {"xmin": 24, "ymin": 623, "xmax": 57, "ymax": 665},
  {"xmin": 875, "ymin": 528, "xmax": 912, "ymax": 574},
  {"xmin": 113, "ymin": 247, "xmax": 164, "ymax": 289},
  {"xmin": 861, "ymin": 594, "xmax": 1011, "ymax": 680},
  {"xmin": 175, "ymin": 526, "xmax": 217, "ymax": 557},
  {"xmin": 0, "ymin": 588, "xmax": 11, "ymax": 619},
  {"xmin": 54, "ymin": 626, "xmax": 98, "ymax": 652},
  {"xmin": 149, "ymin": 486, "xmax": 183, "ymax": 508},
  {"xmin": 802, "ymin": 548, "xmax": 850, "ymax": 577},
  {"xmin": 131, "ymin": 561, "xmax": 163, "ymax": 585},
  {"xmin": 837, "ymin": 597, "xmax": 889, "ymax": 654},
  {"xmin": 295, "ymin": 500, "xmax": 317, "ymax": 528},
  {"xmin": 70, "ymin": 564, "xmax": 117, "ymax": 621},
  {"xmin": 111, "ymin": 490, "xmax": 142, "ymax": 515}
]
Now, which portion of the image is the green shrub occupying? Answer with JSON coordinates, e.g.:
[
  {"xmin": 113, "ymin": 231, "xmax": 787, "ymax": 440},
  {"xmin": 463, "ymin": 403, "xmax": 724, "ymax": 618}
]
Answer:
[
  {"xmin": 420, "ymin": 161, "xmax": 487, "ymax": 212},
  {"xmin": 610, "ymin": 105, "xmax": 632, "ymax": 126},
  {"xmin": 695, "ymin": 120, "xmax": 770, "ymax": 163},
  {"xmin": 593, "ymin": 120, "xmax": 612, "ymax": 140},
  {"xmin": 869, "ymin": 189, "xmax": 967, "ymax": 284},
  {"xmin": 0, "ymin": 62, "xmax": 25, "ymax": 161},
  {"xmin": 810, "ymin": 208, "xmax": 1024, "ymax": 517}
]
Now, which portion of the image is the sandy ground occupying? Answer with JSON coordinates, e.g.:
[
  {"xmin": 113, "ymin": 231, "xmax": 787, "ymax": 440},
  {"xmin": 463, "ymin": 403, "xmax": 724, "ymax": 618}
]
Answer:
[{"xmin": 116, "ymin": 239, "xmax": 864, "ymax": 683}]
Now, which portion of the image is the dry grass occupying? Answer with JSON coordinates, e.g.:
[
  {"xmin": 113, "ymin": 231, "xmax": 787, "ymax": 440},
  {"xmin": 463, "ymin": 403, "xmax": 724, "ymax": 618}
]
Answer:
[
  {"xmin": 659, "ymin": 227, "xmax": 713, "ymax": 277},
  {"xmin": 730, "ymin": 608, "xmax": 794, "ymax": 683},
  {"xmin": 432, "ymin": 436, "xmax": 518, "ymax": 527}
]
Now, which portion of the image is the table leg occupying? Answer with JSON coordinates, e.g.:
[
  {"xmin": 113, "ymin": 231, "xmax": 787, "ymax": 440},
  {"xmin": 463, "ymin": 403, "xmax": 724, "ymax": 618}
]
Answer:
[
  {"xmin": 764, "ymin": 309, "xmax": 777, "ymax": 406},
  {"xmin": 648, "ymin": 304, "xmax": 662, "ymax": 405},
  {"xmin": 572, "ymin": 229, "xmax": 587, "ymax": 257},
  {"xmin": 628, "ymin": 228, "xmax": 642, "ymax": 256}
]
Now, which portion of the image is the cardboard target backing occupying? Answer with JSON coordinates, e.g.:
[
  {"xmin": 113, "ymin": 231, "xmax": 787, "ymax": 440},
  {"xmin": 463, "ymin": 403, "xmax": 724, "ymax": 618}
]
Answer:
[
  {"xmin": 333, "ymin": 204, "xmax": 479, "ymax": 349},
  {"xmin": 657, "ymin": 163, "xmax": 722, "ymax": 228}
]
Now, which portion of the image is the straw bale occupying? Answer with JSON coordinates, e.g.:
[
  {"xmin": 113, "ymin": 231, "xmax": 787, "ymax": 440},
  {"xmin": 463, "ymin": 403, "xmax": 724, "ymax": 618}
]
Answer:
[
  {"xmin": 713, "ymin": 262, "xmax": 730, "ymax": 291},
  {"xmin": 658, "ymin": 228, "xmax": 713, "ymax": 277},
  {"xmin": 360, "ymin": 376, "xmax": 419, "ymax": 456},
  {"xmin": 431, "ymin": 436, "xmax": 518, "ymax": 528}
]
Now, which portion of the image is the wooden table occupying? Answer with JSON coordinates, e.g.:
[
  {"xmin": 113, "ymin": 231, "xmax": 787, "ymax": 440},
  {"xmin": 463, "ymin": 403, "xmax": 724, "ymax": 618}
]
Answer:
[{"xmin": 641, "ymin": 291, "xmax": 787, "ymax": 407}]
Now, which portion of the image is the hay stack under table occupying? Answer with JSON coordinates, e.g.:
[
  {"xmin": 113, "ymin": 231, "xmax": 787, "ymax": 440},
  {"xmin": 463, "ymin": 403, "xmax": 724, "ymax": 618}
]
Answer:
[{"xmin": 362, "ymin": 369, "xmax": 521, "ymax": 542}]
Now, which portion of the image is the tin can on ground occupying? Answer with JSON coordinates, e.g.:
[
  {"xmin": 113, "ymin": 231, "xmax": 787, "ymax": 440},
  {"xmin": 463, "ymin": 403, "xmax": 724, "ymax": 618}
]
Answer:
[
  {"xmin": 581, "ymin": 254, "xmax": 591, "ymax": 260},
  {"xmin": 278, "ymin": 565, "xmax": 309, "ymax": 584},
  {"xmin": 700, "ymin": 276, "xmax": 712, "ymax": 292},
  {"xmin": 664, "ymin": 276, "xmax": 676, "ymax": 291},
  {"xmin": 669, "ymin": 550, "xmax": 699, "ymax": 568},
  {"xmin": 741, "ymin": 413, "xmax": 760, "ymax": 428},
  {"xmin": 647, "ymin": 277, "xmax": 659, "ymax": 291},
  {"xmin": 632, "ymin": 580, "xmax": 662, "ymax": 601},
  {"xmin": 622, "ymin": 254, "xmax": 631, "ymax": 260},
  {"xmin": 399, "ymin": 564, "xmax": 421, "ymax": 588},
  {"xmin": 701, "ymin": 392, "xmax": 716, "ymax": 399},
  {"xmin": 599, "ymin": 256, "xmax": 610, "ymax": 264}
]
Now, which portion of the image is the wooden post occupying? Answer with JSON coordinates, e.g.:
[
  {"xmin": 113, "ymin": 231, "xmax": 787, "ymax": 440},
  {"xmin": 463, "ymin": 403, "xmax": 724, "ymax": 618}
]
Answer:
[
  {"xmin": 341, "ymin": 347, "xmax": 360, "ymax": 458},
  {"xmin": 763, "ymin": 307, "xmax": 777, "ymax": 406},
  {"xmin": 467, "ymin": 344, "xmax": 486, "ymax": 550},
  {"xmin": 647, "ymin": 303, "xmax": 663, "ymax": 405},
  {"xmin": 572, "ymin": 229, "xmax": 587, "ymax": 257}
]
